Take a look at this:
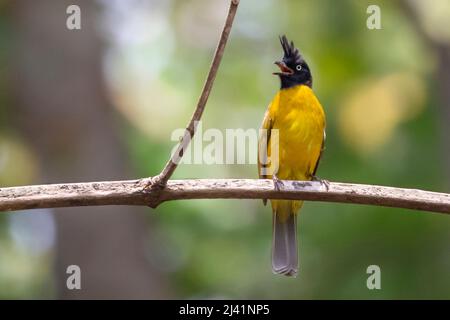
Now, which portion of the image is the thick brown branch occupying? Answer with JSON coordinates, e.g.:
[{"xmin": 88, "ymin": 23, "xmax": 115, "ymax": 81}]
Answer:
[
  {"xmin": 153, "ymin": 0, "xmax": 239, "ymax": 188},
  {"xmin": 0, "ymin": 179, "xmax": 448, "ymax": 214}
]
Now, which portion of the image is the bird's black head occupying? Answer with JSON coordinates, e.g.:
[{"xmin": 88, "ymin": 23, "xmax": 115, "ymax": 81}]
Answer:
[{"xmin": 273, "ymin": 35, "xmax": 312, "ymax": 89}]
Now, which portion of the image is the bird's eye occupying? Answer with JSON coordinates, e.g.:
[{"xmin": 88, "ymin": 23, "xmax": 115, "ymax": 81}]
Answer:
[{"xmin": 296, "ymin": 65, "xmax": 302, "ymax": 71}]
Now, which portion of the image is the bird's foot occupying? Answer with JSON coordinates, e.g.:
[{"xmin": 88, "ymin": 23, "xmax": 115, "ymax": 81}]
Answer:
[
  {"xmin": 273, "ymin": 174, "xmax": 284, "ymax": 191},
  {"xmin": 311, "ymin": 175, "xmax": 330, "ymax": 191}
]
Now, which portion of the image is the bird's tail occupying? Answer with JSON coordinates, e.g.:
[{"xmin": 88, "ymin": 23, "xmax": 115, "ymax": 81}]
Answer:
[{"xmin": 272, "ymin": 200, "xmax": 301, "ymax": 277}]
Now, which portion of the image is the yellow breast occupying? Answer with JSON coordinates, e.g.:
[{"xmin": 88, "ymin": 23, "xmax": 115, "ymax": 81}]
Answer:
[{"xmin": 268, "ymin": 85, "xmax": 325, "ymax": 181}]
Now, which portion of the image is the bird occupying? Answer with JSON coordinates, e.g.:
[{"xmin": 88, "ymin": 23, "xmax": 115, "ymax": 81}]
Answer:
[{"xmin": 258, "ymin": 35, "xmax": 326, "ymax": 277}]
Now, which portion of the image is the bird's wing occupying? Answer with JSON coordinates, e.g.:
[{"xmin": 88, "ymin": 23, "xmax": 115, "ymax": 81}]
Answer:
[
  {"xmin": 258, "ymin": 107, "xmax": 273, "ymax": 180},
  {"xmin": 258, "ymin": 106, "xmax": 274, "ymax": 207},
  {"xmin": 312, "ymin": 129, "xmax": 326, "ymax": 177}
]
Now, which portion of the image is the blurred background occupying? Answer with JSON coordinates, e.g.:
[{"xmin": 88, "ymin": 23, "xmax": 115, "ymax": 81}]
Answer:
[{"xmin": 0, "ymin": 0, "xmax": 449, "ymax": 299}]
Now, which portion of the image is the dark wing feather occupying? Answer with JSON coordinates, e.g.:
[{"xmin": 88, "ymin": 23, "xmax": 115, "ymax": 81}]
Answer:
[
  {"xmin": 312, "ymin": 129, "xmax": 326, "ymax": 177},
  {"xmin": 258, "ymin": 108, "xmax": 273, "ymax": 206}
]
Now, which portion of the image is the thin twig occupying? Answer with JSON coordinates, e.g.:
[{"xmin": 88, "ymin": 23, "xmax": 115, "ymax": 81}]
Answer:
[
  {"xmin": 151, "ymin": 0, "xmax": 240, "ymax": 190},
  {"xmin": 1, "ymin": 178, "xmax": 449, "ymax": 214}
]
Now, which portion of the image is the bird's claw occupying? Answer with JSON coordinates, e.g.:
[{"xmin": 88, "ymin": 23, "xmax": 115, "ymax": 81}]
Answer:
[
  {"xmin": 273, "ymin": 174, "xmax": 284, "ymax": 191},
  {"xmin": 312, "ymin": 175, "xmax": 330, "ymax": 191}
]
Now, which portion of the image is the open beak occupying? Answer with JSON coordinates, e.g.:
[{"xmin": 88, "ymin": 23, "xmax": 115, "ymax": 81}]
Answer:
[{"xmin": 273, "ymin": 61, "xmax": 293, "ymax": 75}]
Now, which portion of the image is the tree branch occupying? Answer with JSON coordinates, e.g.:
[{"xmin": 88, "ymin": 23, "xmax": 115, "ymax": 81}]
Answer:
[
  {"xmin": 2, "ymin": 0, "xmax": 449, "ymax": 217},
  {"xmin": 1, "ymin": 178, "xmax": 448, "ymax": 214},
  {"xmin": 152, "ymin": 0, "xmax": 239, "ymax": 189}
]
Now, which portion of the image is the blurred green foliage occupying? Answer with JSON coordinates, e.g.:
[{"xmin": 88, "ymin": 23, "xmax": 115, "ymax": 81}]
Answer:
[{"xmin": 0, "ymin": 0, "xmax": 449, "ymax": 299}]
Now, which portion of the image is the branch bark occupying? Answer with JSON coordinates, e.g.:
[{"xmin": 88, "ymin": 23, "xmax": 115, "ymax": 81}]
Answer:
[{"xmin": 1, "ymin": 178, "xmax": 449, "ymax": 214}]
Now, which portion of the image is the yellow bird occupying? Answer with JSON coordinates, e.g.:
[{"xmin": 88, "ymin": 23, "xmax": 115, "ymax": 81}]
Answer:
[{"xmin": 258, "ymin": 35, "xmax": 326, "ymax": 276}]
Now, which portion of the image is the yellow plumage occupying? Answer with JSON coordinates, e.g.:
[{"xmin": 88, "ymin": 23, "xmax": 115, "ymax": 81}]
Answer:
[
  {"xmin": 260, "ymin": 83, "xmax": 326, "ymax": 195},
  {"xmin": 258, "ymin": 83, "xmax": 326, "ymax": 276}
]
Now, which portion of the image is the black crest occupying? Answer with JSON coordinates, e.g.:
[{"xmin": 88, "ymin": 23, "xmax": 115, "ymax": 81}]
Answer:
[{"xmin": 279, "ymin": 35, "xmax": 303, "ymax": 65}]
